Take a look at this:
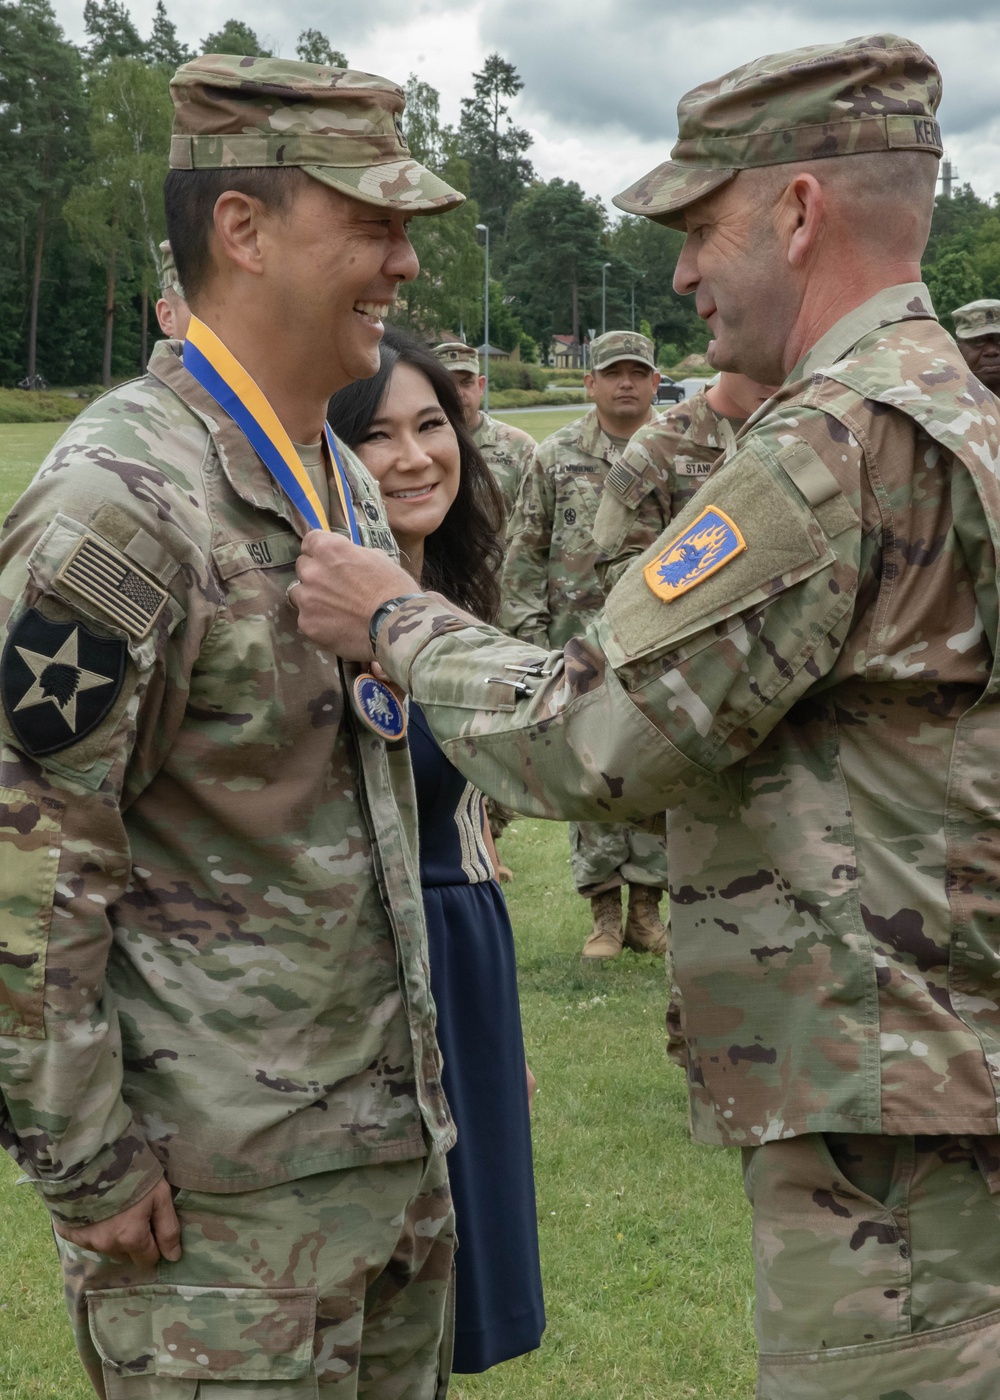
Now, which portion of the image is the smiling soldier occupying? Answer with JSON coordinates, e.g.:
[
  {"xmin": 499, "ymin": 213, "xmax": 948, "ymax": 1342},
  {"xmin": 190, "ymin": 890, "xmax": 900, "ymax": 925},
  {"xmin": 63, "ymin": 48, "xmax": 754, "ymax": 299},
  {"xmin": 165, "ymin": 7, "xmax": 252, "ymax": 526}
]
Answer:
[
  {"xmin": 291, "ymin": 33, "xmax": 1000, "ymax": 1399},
  {"xmin": 0, "ymin": 55, "xmax": 464, "ymax": 1400}
]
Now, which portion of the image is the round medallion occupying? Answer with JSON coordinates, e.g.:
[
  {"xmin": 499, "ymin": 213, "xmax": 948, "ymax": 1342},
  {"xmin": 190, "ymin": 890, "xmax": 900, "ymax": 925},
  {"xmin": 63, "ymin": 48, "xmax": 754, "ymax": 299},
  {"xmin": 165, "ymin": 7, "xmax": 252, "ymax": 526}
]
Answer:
[{"xmin": 351, "ymin": 673, "xmax": 408, "ymax": 740}]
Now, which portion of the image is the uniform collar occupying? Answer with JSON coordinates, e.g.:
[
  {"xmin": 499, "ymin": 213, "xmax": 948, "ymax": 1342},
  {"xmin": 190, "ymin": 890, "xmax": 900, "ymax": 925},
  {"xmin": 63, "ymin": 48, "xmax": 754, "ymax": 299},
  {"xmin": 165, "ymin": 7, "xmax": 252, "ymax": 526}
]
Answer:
[
  {"xmin": 789, "ymin": 282, "xmax": 937, "ymax": 385},
  {"xmin": 147, "ymin": 338, "xmax": 331, "ymax": 538},
  {"xmin": 577, "ymin": 404, "xmax": 657, "ymax": 460}
]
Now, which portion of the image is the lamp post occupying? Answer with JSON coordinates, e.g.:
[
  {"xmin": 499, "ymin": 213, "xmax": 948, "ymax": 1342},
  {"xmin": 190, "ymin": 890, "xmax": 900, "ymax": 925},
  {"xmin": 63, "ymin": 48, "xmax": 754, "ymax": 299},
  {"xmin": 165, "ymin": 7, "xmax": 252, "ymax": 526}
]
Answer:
[
  {"xmin": 601, "ymin": 262, "xmax": 611, "ymax": 335},
  {"xmin": 476, "ymin": 222, "xmax": 490, "ymax": 411}
]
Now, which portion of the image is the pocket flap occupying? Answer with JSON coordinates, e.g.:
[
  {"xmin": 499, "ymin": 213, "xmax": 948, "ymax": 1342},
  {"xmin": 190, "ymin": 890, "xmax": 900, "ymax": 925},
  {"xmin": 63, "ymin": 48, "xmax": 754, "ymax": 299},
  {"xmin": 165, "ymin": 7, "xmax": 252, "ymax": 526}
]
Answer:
[{"xmin": 87, "ymin": 1285, "xmax": 316, "ymax": 1381}]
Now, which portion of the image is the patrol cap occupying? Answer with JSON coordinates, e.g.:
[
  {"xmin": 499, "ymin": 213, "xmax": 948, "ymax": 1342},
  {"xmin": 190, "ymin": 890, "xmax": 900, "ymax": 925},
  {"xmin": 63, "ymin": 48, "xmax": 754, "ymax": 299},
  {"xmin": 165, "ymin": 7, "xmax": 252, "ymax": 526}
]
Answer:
[
  {"xmin": 434, "ymin": 342, "xmax": 481, "ymax": 376},
  {"xmin": 168, "ymin": 55, "xmax": 464, "ymax": 214},
  {"xmin": 952, "ymin": 299, "xmax": 1000, "ymax": 341},
  {"xmin": 590, "ymin": 330, "xmax": 656, "ymax": 373},
  {"xmin": 614, "ymin": 33, "xmax": 943, "ymax": 226},
  {"xmin": 158, "ymin": 240, "xmax": 184, "ymax": 298}
]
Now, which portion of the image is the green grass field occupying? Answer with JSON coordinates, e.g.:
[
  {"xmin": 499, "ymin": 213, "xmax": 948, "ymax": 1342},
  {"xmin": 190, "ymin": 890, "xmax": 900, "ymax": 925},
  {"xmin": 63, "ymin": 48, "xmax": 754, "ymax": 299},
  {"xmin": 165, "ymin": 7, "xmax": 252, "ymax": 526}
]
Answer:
[
  {"xmin": 0, "ymin": 422, "xmax": 756, "ymax": 1398},
  {"xmin": 494, "ymin": 406, "xmax": 584, "ymax": 442}
]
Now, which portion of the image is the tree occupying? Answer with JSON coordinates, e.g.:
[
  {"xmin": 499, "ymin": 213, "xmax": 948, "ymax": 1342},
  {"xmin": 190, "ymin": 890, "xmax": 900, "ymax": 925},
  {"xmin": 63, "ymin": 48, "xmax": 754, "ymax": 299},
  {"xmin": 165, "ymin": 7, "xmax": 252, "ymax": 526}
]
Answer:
[
  {"xmin": 146, "ymin": 0, "xmax": 190, "ymax": 68},
  {"xmin": 925, "ymin": 251, "xmax": 983, "ymax": 329},
  {"xmin": 83, "ymin": 0, "xmax": 144, "ymax": 66},
  {"xmin": 458, "ymin": 54, "xmax": 533, "ymax": 237},
  {"xmin": 0, "ymin": 0, "xmax": 89, "ymax": 381},
  {"xmin": 63, "ymin": 57, "xmax": 172, "ymax": 384},
  {"xmin": 404, "ymin": 74, "xmax": 448, "ymax": 169},
  {"xmin": 200, "ymin": 20, "xmax": 271, "ymax": 56},
  {"xmin": 503, "ymin": 179, "xmax": 607, "ymax": 350},
  {"xmin": 608, "ymin": 215, "xmax": 707, "ymax": 359},
  {"xmin": 295, "ymin": 29, "xmax": 346, "ymax": 67}
]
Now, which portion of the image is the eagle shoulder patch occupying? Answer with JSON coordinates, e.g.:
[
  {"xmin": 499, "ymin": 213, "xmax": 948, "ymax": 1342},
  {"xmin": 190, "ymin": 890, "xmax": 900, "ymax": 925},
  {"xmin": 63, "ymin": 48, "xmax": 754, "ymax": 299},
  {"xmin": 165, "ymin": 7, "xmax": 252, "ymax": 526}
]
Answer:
[{"xmin": 643, "ymin": 506, "xmax": 746, "ymax": 602}]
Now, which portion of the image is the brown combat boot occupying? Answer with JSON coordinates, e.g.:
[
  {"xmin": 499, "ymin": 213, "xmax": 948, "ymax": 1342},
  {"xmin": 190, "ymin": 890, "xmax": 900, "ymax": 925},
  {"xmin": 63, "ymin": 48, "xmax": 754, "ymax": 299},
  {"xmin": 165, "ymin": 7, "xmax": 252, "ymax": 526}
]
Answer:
[
  {"xmin": 581, "ymin": 888, "xmax": 624, "ymax": 959},
  {"xmin": 624, "ymin": 885, "xmax": 669, "ymax": 955}
]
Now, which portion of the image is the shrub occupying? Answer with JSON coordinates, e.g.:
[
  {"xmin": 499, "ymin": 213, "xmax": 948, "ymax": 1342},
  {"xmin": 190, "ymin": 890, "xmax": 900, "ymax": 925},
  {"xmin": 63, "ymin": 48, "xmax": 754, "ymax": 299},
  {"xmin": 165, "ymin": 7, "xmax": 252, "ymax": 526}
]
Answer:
[
  {"xmin": 484, "ymin": 360, "xmax": 548, "ymax": 391},
  {"xmin": 489, "ymin": 388, "xmax": 587, "ymax": 409},
  {"xmin": 0, "ymin": 388, "xmax": 87, "ymax": 424}
]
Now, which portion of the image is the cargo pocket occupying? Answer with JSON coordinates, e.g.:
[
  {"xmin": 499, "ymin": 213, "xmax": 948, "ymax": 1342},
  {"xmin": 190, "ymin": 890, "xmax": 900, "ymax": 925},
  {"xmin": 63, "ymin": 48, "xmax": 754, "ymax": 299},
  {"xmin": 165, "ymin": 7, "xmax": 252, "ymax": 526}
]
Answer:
[
  {"xmin": 87, "ymin": 1284, "xmax": 318, "ymax": 1400},
  {"xmin": 757, "ymin": 1301, "xmax": 1000, "ymax": 1400}
]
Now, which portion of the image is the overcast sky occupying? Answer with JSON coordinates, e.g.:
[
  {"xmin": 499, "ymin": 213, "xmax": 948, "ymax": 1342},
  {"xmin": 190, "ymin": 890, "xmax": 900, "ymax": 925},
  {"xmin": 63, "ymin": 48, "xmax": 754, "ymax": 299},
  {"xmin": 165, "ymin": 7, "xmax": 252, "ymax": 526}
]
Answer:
[{"xmin": 53, "ymin": 0, "xmax": 1000, "ymax": 211}]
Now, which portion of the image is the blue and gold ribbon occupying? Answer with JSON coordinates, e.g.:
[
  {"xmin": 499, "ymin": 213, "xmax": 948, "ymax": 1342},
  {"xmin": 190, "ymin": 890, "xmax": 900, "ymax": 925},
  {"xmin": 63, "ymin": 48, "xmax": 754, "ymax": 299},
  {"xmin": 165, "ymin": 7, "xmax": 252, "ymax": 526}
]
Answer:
[{"xmin": 182, "ymin": 316, "xmax": 360, "ymax": 543}]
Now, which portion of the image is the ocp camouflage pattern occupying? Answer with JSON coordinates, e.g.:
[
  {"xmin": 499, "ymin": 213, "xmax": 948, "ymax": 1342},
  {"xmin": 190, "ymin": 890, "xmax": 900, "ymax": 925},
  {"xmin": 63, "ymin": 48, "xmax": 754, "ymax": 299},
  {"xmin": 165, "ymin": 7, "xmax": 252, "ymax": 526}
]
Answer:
[
  {"xmin": 472, "ymin": 410, "xmax": 536, "ymax": 523},
  {"xmin": 376, "ymin": 283, "xmax": 1000, "ymax": 1153},
  {"xmin": 0, "ymin": 339, "xmax": 453, "ymax": 1227},
  {"xmin": 593, "ymin": 388, "xmax": 730, "ymax": 591}
]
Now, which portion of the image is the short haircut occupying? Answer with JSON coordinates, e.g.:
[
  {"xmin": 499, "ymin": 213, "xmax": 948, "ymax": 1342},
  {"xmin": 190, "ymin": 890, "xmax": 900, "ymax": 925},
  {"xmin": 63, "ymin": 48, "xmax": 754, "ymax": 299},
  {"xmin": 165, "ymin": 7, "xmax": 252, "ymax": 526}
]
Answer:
[{"xmin": 162, "ymin": 167, "xmax": 308, "ymax": 301}]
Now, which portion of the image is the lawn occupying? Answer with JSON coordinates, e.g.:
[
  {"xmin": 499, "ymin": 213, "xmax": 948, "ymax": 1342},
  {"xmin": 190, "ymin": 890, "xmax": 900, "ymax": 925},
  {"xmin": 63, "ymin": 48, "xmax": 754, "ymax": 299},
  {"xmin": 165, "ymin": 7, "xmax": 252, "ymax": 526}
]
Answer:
[
  {"xmin": 494, "ymin": 405, "xmax": 584, "ymax": 443},
  {"xmin": 0, "ymin": 420, "xmax": 756, "ymax": 1399}
]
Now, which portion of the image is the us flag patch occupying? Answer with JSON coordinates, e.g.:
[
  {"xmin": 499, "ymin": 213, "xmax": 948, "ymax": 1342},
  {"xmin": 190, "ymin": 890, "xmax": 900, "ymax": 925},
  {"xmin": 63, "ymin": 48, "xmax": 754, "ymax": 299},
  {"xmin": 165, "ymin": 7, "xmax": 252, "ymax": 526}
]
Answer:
[{"xmin": 55, "ymin": 536, "xmax": 168, "ymax": 639}]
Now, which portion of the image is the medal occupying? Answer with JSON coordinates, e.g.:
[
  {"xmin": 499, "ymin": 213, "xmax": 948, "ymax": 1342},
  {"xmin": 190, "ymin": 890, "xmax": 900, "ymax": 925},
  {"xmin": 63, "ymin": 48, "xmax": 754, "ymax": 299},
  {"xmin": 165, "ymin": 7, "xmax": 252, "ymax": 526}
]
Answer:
[{"xmin": 182, "ymin": 317, "xmax": 406, "ymax": 739}]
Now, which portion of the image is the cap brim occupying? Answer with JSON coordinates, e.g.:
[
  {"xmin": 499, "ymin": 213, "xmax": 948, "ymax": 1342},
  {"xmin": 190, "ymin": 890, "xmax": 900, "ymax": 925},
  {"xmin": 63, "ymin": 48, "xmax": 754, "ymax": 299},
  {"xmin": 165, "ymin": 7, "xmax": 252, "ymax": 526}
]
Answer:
[
  {"xmin": 593, "ymin": 353, "xmax": 657, "ymax": 373},
  {"xmin": 302, "ymin": 158, "xmax": 464, "ymax": 214},
  {"xmin": 956, "ymin": 326, "xmax": 1000, "ymax": 341},
  {"xmin": 613, "ymin": 160, "xmax": 736, "ymax": 226}
]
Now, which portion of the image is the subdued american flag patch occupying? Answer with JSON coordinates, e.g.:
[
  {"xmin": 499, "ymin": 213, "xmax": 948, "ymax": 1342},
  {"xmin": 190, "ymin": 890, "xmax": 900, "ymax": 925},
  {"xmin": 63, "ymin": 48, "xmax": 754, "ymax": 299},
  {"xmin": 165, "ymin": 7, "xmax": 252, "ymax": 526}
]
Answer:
[{"xmin": 54, "ymin": 536, "xmax": 169, "ymax": 640}]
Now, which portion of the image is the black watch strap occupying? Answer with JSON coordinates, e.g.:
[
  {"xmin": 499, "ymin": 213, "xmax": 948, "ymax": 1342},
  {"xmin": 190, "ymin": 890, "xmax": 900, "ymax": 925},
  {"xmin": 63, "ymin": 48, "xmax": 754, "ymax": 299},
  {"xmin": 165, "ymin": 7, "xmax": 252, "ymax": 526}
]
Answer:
[{"xmin": 368, "ymin": 594, "xmax": 422, "ymax": 656}]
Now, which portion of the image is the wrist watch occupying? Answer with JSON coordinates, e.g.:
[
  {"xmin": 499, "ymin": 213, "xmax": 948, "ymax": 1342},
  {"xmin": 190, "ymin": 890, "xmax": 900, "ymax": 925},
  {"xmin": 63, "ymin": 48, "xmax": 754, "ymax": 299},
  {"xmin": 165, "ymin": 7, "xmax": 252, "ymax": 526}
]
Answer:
[{"xmin": 368, "ymin": 593, "xmax": 422, "ymax": 656}]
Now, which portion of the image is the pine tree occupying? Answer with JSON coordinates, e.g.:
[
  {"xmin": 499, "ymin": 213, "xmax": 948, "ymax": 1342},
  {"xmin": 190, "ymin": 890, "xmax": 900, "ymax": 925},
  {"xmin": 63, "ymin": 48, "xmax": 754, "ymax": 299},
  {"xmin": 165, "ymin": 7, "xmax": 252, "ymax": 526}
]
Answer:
[
  {"xmin": 503, "ymin": 179, "xmax": 607, "ymax": 351},
  {"xmin": 200, "ymin": 20, "xmax": 272, "ymax": 57},
  {"xmin": 83, "ymin": 0, "xmax": 144, "ymax": 66},
  {"xmin": 295, "ymin": 29, "xmax": 346, "ymax": 67},
  {"xmin": 146, "ymin": 0, "xmax": 190, "ymax": 69},
  {"xmin": 457, "ymin": 55, "xmax": 533, "ymax": 238}
]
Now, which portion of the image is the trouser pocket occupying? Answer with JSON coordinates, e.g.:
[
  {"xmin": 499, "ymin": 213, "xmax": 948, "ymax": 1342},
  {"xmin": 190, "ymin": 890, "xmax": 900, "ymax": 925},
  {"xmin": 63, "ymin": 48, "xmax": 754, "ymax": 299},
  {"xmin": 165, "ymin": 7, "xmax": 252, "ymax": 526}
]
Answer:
[
  {"xmin": 86, "ymin": 1284, "xmax": 318, "ymax": 1400},
  {"xmin": 758, "ymin": 1301, "xmax": 1000, "ymax": 1400}
]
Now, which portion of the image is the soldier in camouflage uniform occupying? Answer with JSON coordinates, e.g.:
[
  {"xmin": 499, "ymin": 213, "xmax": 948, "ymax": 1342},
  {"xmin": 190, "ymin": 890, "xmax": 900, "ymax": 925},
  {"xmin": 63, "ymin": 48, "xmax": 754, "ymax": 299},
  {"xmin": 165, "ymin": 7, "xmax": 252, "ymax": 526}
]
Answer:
[
  {"xmin": 500, "ymin": 330, "xmax": 669, "ymax": 959},
  {"xmin": 154, "ymin": 240, "xmax": 190, "ymax": 341},
  {"xmin": 0, "ymin": 55, "xmax": 464, "ymax": 1400},
  {"xmin": 952, "ymin": 299, "xmax": 1000, "ymax": 397},
  {"xmin": 432, "ymin": 343, "xmax": 536, "ymax": 521},
  {"xmin": 295, "ymin": 34, "xmax": 1000, "ymax": 1399}
]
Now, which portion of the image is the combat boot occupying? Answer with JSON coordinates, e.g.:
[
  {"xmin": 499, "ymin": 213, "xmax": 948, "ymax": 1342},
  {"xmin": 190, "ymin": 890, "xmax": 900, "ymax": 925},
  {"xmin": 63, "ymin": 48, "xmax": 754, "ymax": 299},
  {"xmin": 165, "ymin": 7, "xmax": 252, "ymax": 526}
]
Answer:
[
  {"xmin": 624, "ymin": 885, "xmax": 669, "ymax": 955},
  {"xmin": 581, "ymin": 888, "xmax": 623, "ymax": 959}
]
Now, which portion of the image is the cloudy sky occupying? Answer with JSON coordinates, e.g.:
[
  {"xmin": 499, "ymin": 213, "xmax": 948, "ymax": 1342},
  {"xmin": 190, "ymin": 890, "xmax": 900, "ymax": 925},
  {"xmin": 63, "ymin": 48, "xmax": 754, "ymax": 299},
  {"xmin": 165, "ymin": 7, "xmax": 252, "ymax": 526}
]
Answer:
[{"xmin": 54, "ymin": 0, "xmax": 1000, "ymax": 211}]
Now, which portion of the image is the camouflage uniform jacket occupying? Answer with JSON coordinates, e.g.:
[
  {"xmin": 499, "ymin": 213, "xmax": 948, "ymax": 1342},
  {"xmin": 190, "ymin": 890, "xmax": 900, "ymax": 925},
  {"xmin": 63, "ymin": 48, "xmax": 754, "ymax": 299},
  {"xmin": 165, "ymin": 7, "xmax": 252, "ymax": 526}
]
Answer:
[
  {"xmin": 375, "ymin": 283, "xmax": 1000, "ymax": 1148},
  {"xmin": 500, "ymin": 405, "xmax": 657, "ymax": 649},
  {"xmin": 471, "ymin": 410, "xmax": 536, "ymax": 521},
  {"xmin": 594, "ymin": 388, "xmax": 730, "ymax": 590},
  {"xmin": 0, "ymin": 340, "xmax": 453, "ymax": 1227}
]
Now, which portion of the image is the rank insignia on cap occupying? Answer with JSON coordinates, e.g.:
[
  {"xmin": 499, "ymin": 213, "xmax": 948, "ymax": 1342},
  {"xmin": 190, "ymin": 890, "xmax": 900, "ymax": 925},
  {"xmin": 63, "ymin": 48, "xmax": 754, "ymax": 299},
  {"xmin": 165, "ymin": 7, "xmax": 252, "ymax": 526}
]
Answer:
[
  {"xmin": 55, "ymin": 535, "xmax": 168, "ymax": 640},
  {"xmin": 1, "ymin": 609, "xmax": 126, "ymax": 756},
  {"xmin": 644, "ymin": 506, "xmax": 746, "ymax": 602}
]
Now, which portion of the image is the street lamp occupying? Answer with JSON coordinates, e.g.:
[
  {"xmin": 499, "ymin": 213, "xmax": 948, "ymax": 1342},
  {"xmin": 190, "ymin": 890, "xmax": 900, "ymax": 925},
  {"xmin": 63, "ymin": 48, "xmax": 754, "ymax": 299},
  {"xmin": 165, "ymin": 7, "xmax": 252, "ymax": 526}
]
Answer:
[
  {"xmin": 476, "ymin": 222, "xmax": 490, "ymax": 411},
  {"xmin": 601, "ymin": 262, "xmax": 611, "ymax": 336},
  {"xmin": 630, "ymin": 271, "xmax": 646, "ymax": 331}
]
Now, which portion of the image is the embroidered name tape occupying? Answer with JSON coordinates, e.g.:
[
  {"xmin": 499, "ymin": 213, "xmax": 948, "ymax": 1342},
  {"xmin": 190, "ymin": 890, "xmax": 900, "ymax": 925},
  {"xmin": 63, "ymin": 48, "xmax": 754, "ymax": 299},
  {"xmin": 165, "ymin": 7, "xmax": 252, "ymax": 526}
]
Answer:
[
  {"xmin": 55, "ymin": 536, "xmax": 169, "ymax": 639},
  {"xmin": 644, "ymin": 505, "xmax": 746, "ymax": 602}
]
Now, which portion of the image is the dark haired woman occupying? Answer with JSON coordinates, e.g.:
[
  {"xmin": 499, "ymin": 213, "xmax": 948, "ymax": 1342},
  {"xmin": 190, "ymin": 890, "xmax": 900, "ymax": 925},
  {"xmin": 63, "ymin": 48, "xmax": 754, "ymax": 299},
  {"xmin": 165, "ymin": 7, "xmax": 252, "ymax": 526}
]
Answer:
[{"xmin": 328, "ymin": 326, "xmax": 545, "ymax": 1373}]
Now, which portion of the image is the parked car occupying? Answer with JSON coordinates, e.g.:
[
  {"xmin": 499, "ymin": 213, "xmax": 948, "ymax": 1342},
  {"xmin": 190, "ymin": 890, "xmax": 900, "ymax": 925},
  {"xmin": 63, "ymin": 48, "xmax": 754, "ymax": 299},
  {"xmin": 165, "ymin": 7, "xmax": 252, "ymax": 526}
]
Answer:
[{"xmin": 654, "ymin": 375, "xmax": 684, "ymax": 404}]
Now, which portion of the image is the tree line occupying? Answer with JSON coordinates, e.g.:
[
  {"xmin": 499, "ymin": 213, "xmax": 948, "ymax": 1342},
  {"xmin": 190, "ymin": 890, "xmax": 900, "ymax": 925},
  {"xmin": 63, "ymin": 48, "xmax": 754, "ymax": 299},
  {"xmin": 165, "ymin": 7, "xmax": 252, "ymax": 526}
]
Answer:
[{"xmin": 2, "ymin": 0, "xmax": 998, "ymax": 390}]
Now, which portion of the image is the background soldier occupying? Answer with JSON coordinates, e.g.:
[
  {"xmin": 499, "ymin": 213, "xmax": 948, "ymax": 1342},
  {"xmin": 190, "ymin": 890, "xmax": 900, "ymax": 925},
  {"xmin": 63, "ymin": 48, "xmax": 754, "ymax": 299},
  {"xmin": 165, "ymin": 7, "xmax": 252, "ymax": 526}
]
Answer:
[
  {"xmin": 595, "ymin": 370, "xmax": 778, "ymax": 589},
  {"xmin": 153, "ymin": 238, "xmax": 190, "ymax": 340},
  {"xmin": 0, "ymin": 55, "xmax": 462, "ymax": 1399},
  {"xmin": 433, "ymin": 341, "xmax": 536, "ymax": 520},
  {"xmin": 500, "ymin": 330, "xmax": 668, "ymax": 959},
  {"xmin": 293, "ymin": 34, "xmax": 1000, "ymax": 1399},
  {"xmin": 952, "ymin": 298, "xmax": 1000, "ymax": 396}
]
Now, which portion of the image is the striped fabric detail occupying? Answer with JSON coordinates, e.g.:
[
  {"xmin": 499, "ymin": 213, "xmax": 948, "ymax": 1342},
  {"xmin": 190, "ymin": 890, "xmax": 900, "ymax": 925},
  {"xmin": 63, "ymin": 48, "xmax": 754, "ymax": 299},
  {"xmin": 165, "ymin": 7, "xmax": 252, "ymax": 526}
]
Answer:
[
  {"xmin": 454, "ymin": 781, "xmax": 493, "ymax": 884},
  {"xmin": 55, "ymin": 536, "xmax": 168, "ymax": 639}
]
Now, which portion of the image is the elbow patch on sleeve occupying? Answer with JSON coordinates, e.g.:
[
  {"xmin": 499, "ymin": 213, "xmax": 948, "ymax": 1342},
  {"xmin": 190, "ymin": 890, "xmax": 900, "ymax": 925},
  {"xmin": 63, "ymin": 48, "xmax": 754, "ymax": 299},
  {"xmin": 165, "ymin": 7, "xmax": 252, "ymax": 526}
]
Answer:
[
  {"xmin": 601, "ymin": 439, "xmax": 857, "ymax": 668},
  {"xmin": 0, "ymin": 787, "xmax": 62, "ymax": 1039}
]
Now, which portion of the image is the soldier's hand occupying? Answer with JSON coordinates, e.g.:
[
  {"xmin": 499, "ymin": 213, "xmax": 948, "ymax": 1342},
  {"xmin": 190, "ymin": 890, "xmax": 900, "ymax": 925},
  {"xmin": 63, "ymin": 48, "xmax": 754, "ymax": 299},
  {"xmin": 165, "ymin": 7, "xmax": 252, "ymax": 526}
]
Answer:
[
  {"xmin": 54, "ymin": 1179, "xmax": 182, "ymax": 1268},
  {"xmin": 295, "ymin": 531, "xmax": 418, "ymax": 661}
]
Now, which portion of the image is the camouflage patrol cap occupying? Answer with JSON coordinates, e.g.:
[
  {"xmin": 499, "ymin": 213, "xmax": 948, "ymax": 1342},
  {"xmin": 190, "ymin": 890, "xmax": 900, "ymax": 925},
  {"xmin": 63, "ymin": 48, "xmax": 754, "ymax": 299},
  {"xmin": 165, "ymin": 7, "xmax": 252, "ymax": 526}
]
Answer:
[
  {"xmin": 613, "ymin": 33, "xmax": 942, "ymax": 226},
  {"xmin": 433, "ymin": 342, "xmax": 481, "ymax": 376},
  {"xmin": 952, "ymin": 299, "xmax": 1000, "ymax": 341},
  {"xmin": 590, "ymin": 331, "xmax": 656, "ymax": 373},
  {"xmin": 168, "ymin": 55, "xmax": 464, "ymax": 214},
  {"xmin": 157, "ymin": 240, "xmax": 184, "ymax": 298}
]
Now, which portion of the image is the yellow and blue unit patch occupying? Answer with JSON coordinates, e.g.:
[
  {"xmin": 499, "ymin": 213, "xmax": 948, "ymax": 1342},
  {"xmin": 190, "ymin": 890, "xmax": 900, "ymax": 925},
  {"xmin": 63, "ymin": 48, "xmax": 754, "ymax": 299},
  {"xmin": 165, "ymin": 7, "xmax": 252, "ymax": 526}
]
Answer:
[{"xmin": 644, "ymin": 505, "xmax": 746, "ymax": 602}]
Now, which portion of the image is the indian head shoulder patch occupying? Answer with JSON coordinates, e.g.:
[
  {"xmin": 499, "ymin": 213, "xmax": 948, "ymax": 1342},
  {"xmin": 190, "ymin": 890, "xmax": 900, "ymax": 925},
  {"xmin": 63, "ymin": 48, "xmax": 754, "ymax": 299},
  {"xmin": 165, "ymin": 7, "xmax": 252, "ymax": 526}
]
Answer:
[
  {"xmin": 644, "ymin": 505, "xmax": 746, "ymax": 602},
  {"xmin": 1, "ymin": 609, "xmax": 126, "ymax": 756}
]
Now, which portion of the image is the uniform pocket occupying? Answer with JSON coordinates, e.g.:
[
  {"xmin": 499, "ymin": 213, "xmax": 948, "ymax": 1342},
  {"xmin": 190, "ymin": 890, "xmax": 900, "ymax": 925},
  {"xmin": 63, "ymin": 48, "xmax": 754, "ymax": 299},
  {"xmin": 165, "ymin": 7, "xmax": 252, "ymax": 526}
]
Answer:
[
  {"xmin": 758, "ymin": 1302, "xmax": 1000, "ymax": 1400},
  {"xmin": 0, "ymin": 787, "xmax": 61, "ymax": 1038},
  {"xmin": 87, "ymin": 1284, "xmax": 317, "ymax": 1399}
]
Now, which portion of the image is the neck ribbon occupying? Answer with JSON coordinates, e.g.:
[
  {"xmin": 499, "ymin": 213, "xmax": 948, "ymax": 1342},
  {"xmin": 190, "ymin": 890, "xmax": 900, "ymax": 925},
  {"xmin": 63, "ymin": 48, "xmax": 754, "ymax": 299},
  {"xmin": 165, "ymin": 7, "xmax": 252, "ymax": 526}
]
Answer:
[{"xmin": 182, "ymin": 316, "xmax": 360, "ymax": 543}]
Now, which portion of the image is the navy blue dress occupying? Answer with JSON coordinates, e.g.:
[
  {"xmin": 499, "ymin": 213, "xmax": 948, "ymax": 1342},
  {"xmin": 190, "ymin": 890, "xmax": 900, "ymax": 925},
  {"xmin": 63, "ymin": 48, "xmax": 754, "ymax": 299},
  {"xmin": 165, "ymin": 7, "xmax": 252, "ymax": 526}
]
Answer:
[{"xmin": 409, "ymin": 703, "xmax": 545, "ymax": 1373}]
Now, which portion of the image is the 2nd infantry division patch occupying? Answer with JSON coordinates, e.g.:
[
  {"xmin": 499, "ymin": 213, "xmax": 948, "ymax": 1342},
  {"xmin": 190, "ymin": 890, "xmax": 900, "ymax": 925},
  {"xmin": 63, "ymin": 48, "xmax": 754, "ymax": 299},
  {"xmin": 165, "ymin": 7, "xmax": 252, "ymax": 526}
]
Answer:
[
  {"xmin": 1, "ymin": 609, "xmax": 126, "ymax": 756},
  {"xmin": 644, "ymin": 506, "xmax": 747, "ymax": 602}
]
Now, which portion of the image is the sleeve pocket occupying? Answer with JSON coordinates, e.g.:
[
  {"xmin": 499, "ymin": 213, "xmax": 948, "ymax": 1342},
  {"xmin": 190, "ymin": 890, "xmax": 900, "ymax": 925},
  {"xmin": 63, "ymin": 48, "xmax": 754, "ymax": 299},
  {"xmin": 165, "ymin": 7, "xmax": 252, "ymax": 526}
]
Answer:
[
  {"xmin": 87, "ymin": 1284, "xmax": 318, "ymax": 1399},
  {"xmin": 0, "ymin": 787, "xmax": 61, "ymax": 1040}
]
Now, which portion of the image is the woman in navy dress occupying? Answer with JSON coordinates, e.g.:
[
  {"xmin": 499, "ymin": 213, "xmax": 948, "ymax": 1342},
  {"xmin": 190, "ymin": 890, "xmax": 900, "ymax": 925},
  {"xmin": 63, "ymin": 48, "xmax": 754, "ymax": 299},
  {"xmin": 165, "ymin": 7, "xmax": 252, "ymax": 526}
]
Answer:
[{"xmin": 328, "ymin": 327, "xmax": 545, "ymax": 1372}]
